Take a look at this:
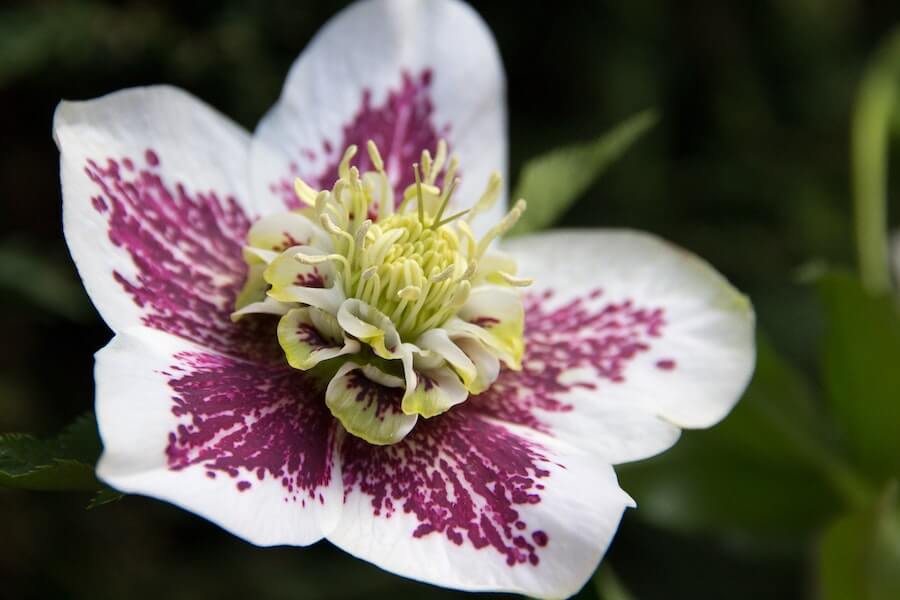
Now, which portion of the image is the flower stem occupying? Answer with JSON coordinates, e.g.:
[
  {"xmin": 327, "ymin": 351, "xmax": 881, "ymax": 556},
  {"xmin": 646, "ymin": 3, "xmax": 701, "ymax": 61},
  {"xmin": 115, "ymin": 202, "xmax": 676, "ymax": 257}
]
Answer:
[{"xmin": 851, "ymin": 26, "xmax": 900, "ymax": 295}]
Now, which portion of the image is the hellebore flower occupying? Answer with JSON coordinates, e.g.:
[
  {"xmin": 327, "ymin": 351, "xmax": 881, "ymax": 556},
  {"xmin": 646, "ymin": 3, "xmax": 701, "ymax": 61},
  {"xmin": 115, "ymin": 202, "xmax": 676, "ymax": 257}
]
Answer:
[{"xmin": 54, "ymin": 0, "xmax": 754, "ymax": 597}]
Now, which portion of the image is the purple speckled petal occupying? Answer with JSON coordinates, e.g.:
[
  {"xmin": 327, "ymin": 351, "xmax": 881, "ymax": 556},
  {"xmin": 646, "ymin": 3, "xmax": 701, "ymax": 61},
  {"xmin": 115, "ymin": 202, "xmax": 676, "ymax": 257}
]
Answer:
[
  {"xmin": 55, "ymin": 86, "xmax": 280, "ymax": 360},
  {"xmin": 329, "ymin": 408, "xmax": 632, "ymax": 598},
  {"xmin": 479, "ymin": 230, "xmax": 756, "ymax": 464},
  {"xmin": 96, "ymin": 326, "xmax": 343, "ymax": 546},
  {"xmin": 250, "ymin": 0, "xmax": 507, "ymax": 235}
]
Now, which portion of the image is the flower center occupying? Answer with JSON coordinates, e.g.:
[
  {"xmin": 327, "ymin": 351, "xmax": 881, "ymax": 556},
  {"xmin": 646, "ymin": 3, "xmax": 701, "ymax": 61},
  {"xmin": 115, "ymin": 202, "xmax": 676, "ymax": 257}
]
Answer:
[
  {"xmin": 349, "ymin": 212, "xmax": 470, "ymax": 340},
  {"xmin": 233, "ymin": 139, "xmax": 531, "ymax": 445},
  {"xmin": 296, "ymin": 141, "xmax": 526, "ymax": 342}
]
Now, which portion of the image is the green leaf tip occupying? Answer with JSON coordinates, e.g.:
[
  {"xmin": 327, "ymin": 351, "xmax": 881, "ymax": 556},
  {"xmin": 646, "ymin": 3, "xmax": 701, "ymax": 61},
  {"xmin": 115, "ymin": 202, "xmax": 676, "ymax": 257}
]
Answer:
[
  {"xmin": 508, "ymin": 108, "xmax": 660, "ymax": 237},
  {"xmin": 0, "ymin": 411, "xmax": 103, "ymax": 492}
]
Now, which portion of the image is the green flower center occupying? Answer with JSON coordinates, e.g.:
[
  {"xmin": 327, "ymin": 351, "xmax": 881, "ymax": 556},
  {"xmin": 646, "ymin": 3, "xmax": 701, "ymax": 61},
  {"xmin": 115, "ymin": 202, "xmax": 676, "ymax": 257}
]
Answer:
[
  {"xmin": 233, "ymin": 139, "xmax": 532, "ymax": 445},
  {"xmin": 345, "ymin": 212, "xmax": 470, "ymax": 340}
]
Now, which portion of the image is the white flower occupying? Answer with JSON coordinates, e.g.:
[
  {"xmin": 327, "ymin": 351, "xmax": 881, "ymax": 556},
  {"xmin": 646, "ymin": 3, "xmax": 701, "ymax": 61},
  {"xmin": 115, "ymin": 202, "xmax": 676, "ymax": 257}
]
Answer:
[{"xmin": 53, "ymin": 0, "xmax": 755, "ymax": 597}]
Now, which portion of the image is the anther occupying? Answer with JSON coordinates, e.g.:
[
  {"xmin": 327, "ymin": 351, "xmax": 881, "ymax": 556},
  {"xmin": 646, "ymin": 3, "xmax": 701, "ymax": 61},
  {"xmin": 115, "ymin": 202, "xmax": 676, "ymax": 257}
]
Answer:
[
  {"xmin": 360, "ymin": 266, "xmax": 377, "ymax": 282},
  {"xmin": 498, "ymin": 272, "xmax": 533, "ymax": 287},
  {"xmin": 355, "ymin": 219, "xmax": 372, "ymax": 248},
  {"xmin": 338, "ymin": 145, "xmax": 357, "ymax": 178},
  {"xmin": 429, "ymin": 264, "xmax": 455, "ymax": 283},
  {"xmin": 430, "ymin": 140, "xmax": 448, "ymax": 184},
  {"xmin": 397, "ymin": 286, "xmax": 421, "ymax": 301},
  {"xmin": 294, "ymin": 177, "xmax": 318, "ymax": 205},
  {"xmin": 295, "ymin": 252, "xmax": 348, "ymax": 267},
  {"xmin": 467, "ymin": 171, "xmax": 502, "ymax": 222},
  {"xmin": 476, "ymin": 199, "xmax": 527, "ymax": 257},
  {"xmin": 413, "ymin": 163, "xmax": 425, "ymax": 225},
  {"xmin": 366, "ymin": 140, "xmax": 384, "ymax": 172}
]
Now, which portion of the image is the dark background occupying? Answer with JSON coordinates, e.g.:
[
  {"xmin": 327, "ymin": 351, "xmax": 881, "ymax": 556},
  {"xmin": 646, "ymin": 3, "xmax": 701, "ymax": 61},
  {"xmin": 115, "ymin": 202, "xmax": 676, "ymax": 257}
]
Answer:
[{"xmin": 2, "ymin": 1, "xmax": 899, "ymax": 598}]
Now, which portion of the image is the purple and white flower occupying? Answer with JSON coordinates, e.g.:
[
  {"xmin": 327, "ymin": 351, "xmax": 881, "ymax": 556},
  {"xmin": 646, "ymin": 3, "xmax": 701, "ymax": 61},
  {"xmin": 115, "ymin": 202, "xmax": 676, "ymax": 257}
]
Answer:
[{"xmin": 54, "ymin": 0, "xmax": 755, "ymax": 597}]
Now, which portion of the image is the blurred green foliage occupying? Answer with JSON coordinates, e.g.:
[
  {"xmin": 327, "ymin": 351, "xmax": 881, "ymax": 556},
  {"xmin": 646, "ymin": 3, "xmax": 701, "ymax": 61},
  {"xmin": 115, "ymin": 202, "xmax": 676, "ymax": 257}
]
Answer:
[
  {"xmin": 3, "ymin": 1, "xmax": 900, "ymax": 599},
  {"xmin": 818, "ymin": 272, "xmax": 900, "ymax": 480},
  {"xmin": 510, "ymin": 109, "xmax": 659, "ymax": 236},
  {"xmin": 819, "ymin": 483, "xmax": 900, "ymax": 600}
]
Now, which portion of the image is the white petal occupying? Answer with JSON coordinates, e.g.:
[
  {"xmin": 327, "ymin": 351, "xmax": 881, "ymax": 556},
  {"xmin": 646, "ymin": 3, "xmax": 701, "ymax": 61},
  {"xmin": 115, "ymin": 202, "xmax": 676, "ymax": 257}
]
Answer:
[
  {"xmin": 480, "ymin": 229, "xmax": 754, "ymax": 464},
  {"xmin": 95, "ymin": 326, "xmax": 343, "ymax": 546},
  {"xmin": 330, "ymin": 410, "xmax": 632, "ymax": 598},
  {"xmin": 250, "ymin": 0, "xmax": 507, "ymax": 233},
  {"xmin": 55, "ymin": 86, "xmax": 261, "ymax": 352}
]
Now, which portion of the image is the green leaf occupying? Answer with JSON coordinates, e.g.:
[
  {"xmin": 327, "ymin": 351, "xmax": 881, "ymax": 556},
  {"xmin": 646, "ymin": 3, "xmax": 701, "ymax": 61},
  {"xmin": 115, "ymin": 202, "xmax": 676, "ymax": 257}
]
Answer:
[
  {"xmin": 87, "ymin": 486, "xmax": 124, "ymax": 509},
  {"xmin": 508, "ymin": 109, "xmax": 659, "ymax": 236},
  {"xmin": 618, "ymin": 332, "xmax": 846, "ymax": 544},
  {"xmin": 819, "ymin": 482, "xmax": 900, "ymax": 600},
  {"xmin": 818, "ymin": 270, "xmax": 900, "ymax": 480},
  {"xmin": 0, "ymin": 412, "xmax": 102, "ymax": 491}
]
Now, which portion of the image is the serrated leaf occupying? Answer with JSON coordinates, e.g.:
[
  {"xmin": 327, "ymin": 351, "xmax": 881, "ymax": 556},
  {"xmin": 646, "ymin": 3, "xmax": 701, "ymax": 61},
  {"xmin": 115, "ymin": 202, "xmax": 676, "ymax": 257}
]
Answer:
[
  {"xmin": 818, "ymin": 270, "xmax": 900, "ymax": 480},
  {"xmin": 87, "ymin": 486, "xmax": 124, "ymax": 509},
  {"xmin": 508, "ymin": 109, "xmax": 659, "ymax": 236},
  {"xmin": 819, "ymin": 483, "xmax": 900, "ymax": 600},
  {"xmin": 57, "ymin": 411, "xmax": 103, "ymax": 463},
  {"xmin": 0, "ymin": 412, "xmax": 102, "ymax": 491},
  {"xmin": 618, "ymin": 332, "xmax": 843, "ymax": 544}
]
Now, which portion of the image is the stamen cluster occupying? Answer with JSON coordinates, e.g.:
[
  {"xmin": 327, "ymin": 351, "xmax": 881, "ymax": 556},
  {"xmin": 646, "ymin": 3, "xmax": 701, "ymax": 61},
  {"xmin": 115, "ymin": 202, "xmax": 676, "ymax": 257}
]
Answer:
[{"xmin": 233, "ymin": 140, "xmax": 529, "ymax": 445}]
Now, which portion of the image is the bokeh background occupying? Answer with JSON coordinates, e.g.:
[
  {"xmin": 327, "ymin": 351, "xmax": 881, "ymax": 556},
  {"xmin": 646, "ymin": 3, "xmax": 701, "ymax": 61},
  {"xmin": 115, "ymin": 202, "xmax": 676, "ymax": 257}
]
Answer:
[{"xmin": 3, "ymin": 1, "xmax": 900, "ymax": 599}]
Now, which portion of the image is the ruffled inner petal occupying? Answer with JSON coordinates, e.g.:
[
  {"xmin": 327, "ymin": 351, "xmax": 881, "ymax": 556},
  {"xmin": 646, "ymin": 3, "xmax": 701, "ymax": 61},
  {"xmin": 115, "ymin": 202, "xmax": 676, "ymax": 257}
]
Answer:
[
  {"xmin": 278, "ymin": 307, "xmax": 360, "ymax": 370},
  {"xmin": 326, "ymin": 362, "xmax": 418, "ymax": 445}
]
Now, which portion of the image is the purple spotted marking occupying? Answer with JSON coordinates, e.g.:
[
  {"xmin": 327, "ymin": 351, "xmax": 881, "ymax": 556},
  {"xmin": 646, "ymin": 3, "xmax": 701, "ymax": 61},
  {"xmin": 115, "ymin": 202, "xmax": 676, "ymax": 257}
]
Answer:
[
  {"xmin": 270, "ymin": 70, "xmax": 451, "ymax": 210},
  {"xmin": 656, "ymin": 358, "xmax": 677, "ymax": 370},
  {"xmin": 164, "ymin": 351, "xmax": 336, "ymax": 503},
  {"xmin": 85, "ymin": 150, "xmax": 280, "ymax": 363},
  {"xmin": 472, "ymin": 289, "xmax": 669, "ymax": 433},
  {"xmin": 346, "ymin": 371, "xmax": 405, "ymax": 420},
  {"xmin": 341, "ymin": 408, "xmax": 552, "ymax": 566},
  {"xmin": 295, "ymin": 323, "xmax": 333, "ymax": 351},
  {"xmin": 294, "ymin": 268, "xmax": 326, "ymax": 288}
]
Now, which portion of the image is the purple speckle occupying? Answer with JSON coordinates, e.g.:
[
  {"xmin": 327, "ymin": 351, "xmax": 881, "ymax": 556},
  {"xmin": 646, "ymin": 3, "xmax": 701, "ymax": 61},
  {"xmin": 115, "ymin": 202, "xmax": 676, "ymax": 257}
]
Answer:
[
  {"xmin": 272, "ymin": 69, "xmax": 450, "ymax": 210},
  {"xmin": 656, "ymin": 358, "xmax": 677, "ymax": 371},
  {"xmin": 84, "ymin": 149, "xmax": 281, "ymax": 362},
  {"xmin": 342, "ymin": 409, "xmax": 551, "ymax": 567},
  {"xmin": 164, "ymin": 351, "xmax": 337, "ymax": 502},
  {"xmin": 236, "ymin": 481, "xmax": 251, "ymax": 492},
  {"xmin": 472, "ymin": 290, "xmax": 667, "ymax": 433}
]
